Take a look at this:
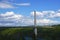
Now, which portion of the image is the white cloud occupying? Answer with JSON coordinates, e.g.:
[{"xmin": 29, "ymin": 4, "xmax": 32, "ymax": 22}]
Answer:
[
  {"xmin": 16, "ymin": 3, "xmax": 30, "ymax": 6},
  {"xmin": 1, "ymin": 12, "xmax": 14, "ymax": 16},
  {"xmin": 49, "ymin": 10, "xmax": 60, "ymax": 18},
  {"xmin": 30, "ymin": 10, "xmax": 60, "ymax": 25},
  {"xmin": 0, "ymin": 0, "xmax": 30, "ymax": 8},
  {"xmin": 31, "ymin": 11, "xmax": 45, "ymax": 18},
  {"xmin": 31, "ymin": 11, "xmax": 55, "ymax": 18},
  {"xmin": 0, "ymin": 2, "xmax": 14, "ymax": 8},
  {"xmin": 0, "ymin": 9, "xmax": 60, "ymax": 26},
  {"xmin": 31, "ymin": 10, "xmax": 60, "ymax": 19},
  {"xmin": 0, "ymin": 12, "xmax": 23, "ymax": 20},
  {"xmin": 55, "ymin": 13, "xmax": 60, "ymax": 17},
  {"xmin": 37, "ymin": 19, "xmax": 59, "ymax": 25},
  {"xmin": 50, "ymin": 13, "xmax": 60, "ymax": 18},
  {"xmin": 0, "ymin": 12, "xmax": 23, "ymax": 26}
]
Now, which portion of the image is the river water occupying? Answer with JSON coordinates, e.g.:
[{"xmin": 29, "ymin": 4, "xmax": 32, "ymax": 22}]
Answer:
[{"xmin": 24, "ymin": 37, "xmax": 44, "ymax": 40}]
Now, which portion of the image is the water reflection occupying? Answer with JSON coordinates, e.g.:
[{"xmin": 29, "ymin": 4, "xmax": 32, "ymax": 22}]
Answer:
[
  {"xmin": 24, "ymin": 36, "xmax": 44, "ymax": 40},
  {"xmin": 25, "ymin": 37, "xmax": 32, "ymax": 40}
]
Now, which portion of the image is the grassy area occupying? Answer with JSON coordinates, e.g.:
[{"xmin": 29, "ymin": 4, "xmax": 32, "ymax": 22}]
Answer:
[{"xmin": 0, "ymin": 25, "xmax": 60, "ymax": 40}]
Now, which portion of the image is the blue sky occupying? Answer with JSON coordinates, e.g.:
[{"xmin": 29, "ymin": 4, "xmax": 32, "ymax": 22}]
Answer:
[{"xmin": 0, "ymin": 0, "xmax": 60, "ymax": 26}]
